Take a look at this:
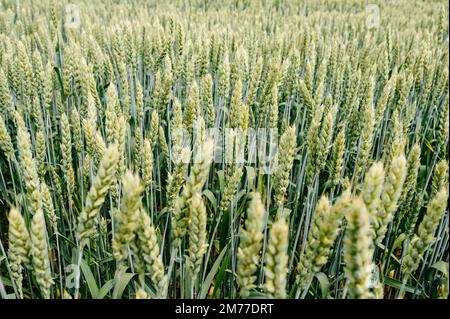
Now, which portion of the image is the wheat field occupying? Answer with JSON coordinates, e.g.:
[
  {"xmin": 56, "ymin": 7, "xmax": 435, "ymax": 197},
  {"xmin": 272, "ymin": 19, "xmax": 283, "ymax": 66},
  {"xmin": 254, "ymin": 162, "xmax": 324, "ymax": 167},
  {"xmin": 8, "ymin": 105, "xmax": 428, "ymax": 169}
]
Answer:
[{"xmin": 0, "ymin": 0, "xmax": 448, "ymax": 300}]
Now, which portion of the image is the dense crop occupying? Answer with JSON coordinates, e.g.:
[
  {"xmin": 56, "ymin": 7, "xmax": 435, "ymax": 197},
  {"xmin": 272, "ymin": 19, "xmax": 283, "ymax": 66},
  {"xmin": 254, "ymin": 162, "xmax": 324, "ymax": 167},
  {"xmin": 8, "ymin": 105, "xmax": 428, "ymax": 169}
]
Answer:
[{"xmin": 0, "ymin": 0, "xmax": 448, "ymax": 299}]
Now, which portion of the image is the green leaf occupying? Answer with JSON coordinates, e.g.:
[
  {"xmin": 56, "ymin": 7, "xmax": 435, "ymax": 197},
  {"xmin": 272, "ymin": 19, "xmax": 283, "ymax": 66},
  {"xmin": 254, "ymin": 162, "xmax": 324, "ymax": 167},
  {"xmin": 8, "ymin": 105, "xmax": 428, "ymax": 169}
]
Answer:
[
  {"xmin": 58, "ymin": 233, "xmax": 78, "ymax": 250},
  {"xmin": 247, "ymin": 291, "xmax": 270, "ymax": 299},
  {"xmin": 112, "ymin": 269, "xmax": 135, "ymax": 299},
  {"xmin": 384, "ymin": 276, "xmax": 418, "ymax": 294},
  {"xmin": 200, "ymin": 245, "xmax": 228, "ymax": 299},
  {"xmin": 95, "ymin": 279, "xmax": 115, "ymax": 299},
  {"xmin": 235, "ymin": 189, "xmax": 247, "ymax": 205},
  {"xmin": 203, "ymin": 189, "xmax": 218, "ymax": 214},
  {"xmin": 98, "ymin": 256, "xmax": 115, "ymax": 265},
  {"xmin": 156, "ymin": 207, "xmax": 168, "ymax": 223},
  {"xmin": 315, "ymin": 272, "xmax": 330, "ymax": 298},
  {"xmin": 423, "ymin": 138, "xmax": 434, "ymax": 153},
  {"xmin": 80, "ymin": 259, "xmax": 99, "ymax": 298},
  {"xmin": 430, "ymin": 261, "xmax": 449, "ymax": 277},
  {"xmin": 0, "ymin": 276, "xmax": 13, "ymax": 287},
  {"xmin": 184, "ymin": 265, "xmax": 193, "ymax": 299},
  {"xmin": 219, "ymin": 210, "xmax": 230, "ymax": 250},
  {"xmin": 245, "ymin": 166, "xmax": 256, "ymax": 191},
  {"xmin": 217, "ymin": 170, "xmax": 225, "ymax": 193},
  {"xmin": 52, "ymin": 66, "xmax": 65, "ymax": 98},
  {"xmin": 213, "ymin": 248, "xmax": 231, "ymax": 298}
]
